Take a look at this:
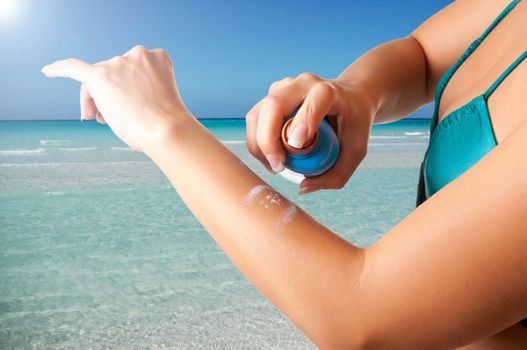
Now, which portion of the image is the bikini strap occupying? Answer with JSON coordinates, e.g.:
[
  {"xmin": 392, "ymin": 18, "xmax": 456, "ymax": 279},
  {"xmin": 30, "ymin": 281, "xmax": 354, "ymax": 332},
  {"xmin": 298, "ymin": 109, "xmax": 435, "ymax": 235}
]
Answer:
[
  {"xmin": 429, "ymin": 0, "xmax": 522, "ymax": 135},
  {"xmin": 484, "ymin": 51, "xmax": 527, "ymax": 100},
  {"xmin": 479, "ymin": 0, "xmax": 522, "ymax": 42}
]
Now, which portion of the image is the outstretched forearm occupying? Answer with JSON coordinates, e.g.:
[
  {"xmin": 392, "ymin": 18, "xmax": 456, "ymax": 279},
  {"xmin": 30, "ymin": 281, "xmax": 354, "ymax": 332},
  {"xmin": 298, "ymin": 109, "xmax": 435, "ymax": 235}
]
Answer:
[
  {"xmin": 337, "ymin": 36, "xmax": 430, "ymax": 124},
  {"xmin": 41, "ymin": 46, "xmax": 368, "ymax": 349},
  {"xmin": 146, "ymin": 113, "xmax": 366, "ymax": 349}
]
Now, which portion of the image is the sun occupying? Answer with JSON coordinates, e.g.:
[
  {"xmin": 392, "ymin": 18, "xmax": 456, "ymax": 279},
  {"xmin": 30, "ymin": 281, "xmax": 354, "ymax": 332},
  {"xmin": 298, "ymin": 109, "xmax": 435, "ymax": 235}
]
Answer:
[{"xmin": 0, "ymin": 0, "xmax": 20, "ymax": 23}]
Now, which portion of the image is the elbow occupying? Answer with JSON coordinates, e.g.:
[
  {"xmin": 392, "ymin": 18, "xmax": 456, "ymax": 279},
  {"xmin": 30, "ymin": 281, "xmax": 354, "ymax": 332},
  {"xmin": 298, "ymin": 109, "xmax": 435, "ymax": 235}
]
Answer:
[
  {"xmin": 311, "ymin": 323, "xmax": 387, "ymax": 350},
  {"xmin": 303, "ymin": 250, "xmax": 397, "ymax": 350},
  {"xmin": 315, "ymin": 334, "xmax": 383, "ymax": 350}
]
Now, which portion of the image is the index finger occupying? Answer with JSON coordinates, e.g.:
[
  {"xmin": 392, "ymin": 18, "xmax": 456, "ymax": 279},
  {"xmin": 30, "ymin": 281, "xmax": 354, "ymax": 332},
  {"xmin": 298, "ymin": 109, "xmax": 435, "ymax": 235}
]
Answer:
[
  {"xmin": 289, "ymin": 82, "xmax": 335, "ymax": 148},
  {"xmin": 41, "ymin": 58, "xmax": 95, "ymax": 82}
]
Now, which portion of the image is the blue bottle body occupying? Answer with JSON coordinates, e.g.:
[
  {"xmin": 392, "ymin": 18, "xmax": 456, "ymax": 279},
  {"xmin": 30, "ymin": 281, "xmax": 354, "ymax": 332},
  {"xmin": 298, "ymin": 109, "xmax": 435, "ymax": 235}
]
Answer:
[{"xmin": 283, "ymin": 118, "xmax": 340, "ymax": 177}]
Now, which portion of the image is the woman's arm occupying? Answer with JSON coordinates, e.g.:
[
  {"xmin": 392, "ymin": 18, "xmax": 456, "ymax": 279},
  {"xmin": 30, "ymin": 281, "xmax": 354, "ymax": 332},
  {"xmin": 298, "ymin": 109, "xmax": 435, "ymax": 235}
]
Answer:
[
  {"xmin": 43, "ymin": 48, "xmax": 527, "ymax": 349},
  {"xmin": 41, "ymin": 51, "xmax": 366, "ymax": 347},
  {"xmin": 338, "ymin": 0, "xmax": 514, "ymax": 124},
  {"xmin": 137, "ymin": 101, "xmax": 527, "ymax": 350},
  {"xmin": 141, "ymin": 99, "xmax": 527, "ymax": 350},
  {"xmin": 41, "ymin": 0, "xmax": 527, "ymax": 344}
]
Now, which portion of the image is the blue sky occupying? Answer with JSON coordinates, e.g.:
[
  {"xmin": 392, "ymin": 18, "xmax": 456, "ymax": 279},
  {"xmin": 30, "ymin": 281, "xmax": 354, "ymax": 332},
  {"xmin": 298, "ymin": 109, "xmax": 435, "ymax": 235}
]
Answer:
[{"xmin": 0, "ymin": 0, "xmax": 451, "ymax": 120}]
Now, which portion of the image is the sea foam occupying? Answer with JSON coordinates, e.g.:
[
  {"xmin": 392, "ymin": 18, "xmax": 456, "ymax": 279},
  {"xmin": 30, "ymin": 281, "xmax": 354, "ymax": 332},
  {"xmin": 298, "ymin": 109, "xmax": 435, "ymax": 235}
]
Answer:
[{"xmin": 0, "ymin": 148, "xmax": 45, "ymax": 155}]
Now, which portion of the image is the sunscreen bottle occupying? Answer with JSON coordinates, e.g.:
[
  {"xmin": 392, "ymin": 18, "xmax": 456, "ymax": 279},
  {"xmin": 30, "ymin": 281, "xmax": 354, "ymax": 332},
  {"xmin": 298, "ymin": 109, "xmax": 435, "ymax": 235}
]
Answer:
[{"xmin": 279, "ymin": 112, "xmax": 340, "ymax": 184}]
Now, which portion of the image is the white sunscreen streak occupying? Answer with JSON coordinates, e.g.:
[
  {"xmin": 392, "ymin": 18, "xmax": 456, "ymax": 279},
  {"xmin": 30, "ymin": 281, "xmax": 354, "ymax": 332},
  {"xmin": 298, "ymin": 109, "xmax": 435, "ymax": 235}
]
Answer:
[
  {"xmin": 279, "ymin": 204, "xmax": 297, "ymax": 225},
  {"xmin": 245, "ymin": 184, "xmax": 298, "ymax": 225},
  {"xmin": 245, "ymin": 185, "xmax": 271, "ymax": 204}
]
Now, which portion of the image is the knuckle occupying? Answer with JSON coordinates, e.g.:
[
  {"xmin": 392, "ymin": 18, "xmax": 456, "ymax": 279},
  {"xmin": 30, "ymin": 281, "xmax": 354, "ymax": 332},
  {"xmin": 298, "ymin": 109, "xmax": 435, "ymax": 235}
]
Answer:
[
  {"xmin": 245, "ymin": 110, "xmax": 257, "ymax": 123},
  {"xmin": 313, "ymin": 81, "xmax": 335, "ymax": 96},
  {"xmin": 297, "ymin": 72, "xmax": 318, "ymax": 82},
  {"xmin": 262, "ymin": 94, "xmax": 284, "ymax": 111},
  {"xmin": 155, "ymin": 48, "xmax": 169, "ymax": 59},
  {"xmin": 269, "ymin": 76, "xmax": 295, "ymax": 94},
  {"xmin": 268, "ymin": 80, "xmax": 281, "ymax": 94},
  {"xmin": 132, "ymin": 45, "xmax": 147, "ymax": 55}
]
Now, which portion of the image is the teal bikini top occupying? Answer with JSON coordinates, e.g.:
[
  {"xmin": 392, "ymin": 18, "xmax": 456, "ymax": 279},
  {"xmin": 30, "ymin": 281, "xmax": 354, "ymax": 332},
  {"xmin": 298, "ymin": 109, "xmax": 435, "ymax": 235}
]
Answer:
[{"xmin": 416, "ymin": 0, "xmax": 527, "ymax": 206}]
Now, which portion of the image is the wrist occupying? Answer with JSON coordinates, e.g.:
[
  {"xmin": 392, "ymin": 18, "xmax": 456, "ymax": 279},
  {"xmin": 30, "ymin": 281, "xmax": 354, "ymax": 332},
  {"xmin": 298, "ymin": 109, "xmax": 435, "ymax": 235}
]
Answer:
[
  {"xmin": 142, "ymin": 109, "xmax": 200, "ymax": 160},
  {"xmin": 338, "ymin": 79, "xmax": 380, "ymax": 124}
]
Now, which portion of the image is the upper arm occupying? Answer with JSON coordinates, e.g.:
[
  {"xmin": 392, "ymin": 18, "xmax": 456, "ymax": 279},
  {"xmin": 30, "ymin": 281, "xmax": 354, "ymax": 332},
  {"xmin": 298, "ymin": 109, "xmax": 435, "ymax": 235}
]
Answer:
[
  {"xmin": 355, "ymin": 121, "xmax": 527, "ymax": 349},
  {"xmin": 410, "ymin": 0, "xmax": 512, "ymax": 100}
]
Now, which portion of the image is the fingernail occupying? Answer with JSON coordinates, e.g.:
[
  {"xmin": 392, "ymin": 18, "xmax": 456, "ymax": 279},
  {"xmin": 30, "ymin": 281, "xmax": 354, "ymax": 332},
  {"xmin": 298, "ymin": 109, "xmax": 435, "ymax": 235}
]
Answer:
[
  {"xmin": 287, "ymin": 122, "xmax": 308, "ymax": 148},
  {"xmin": 298, "ymin": 186, "xmax": 318, "ymax": 196},
  {"xmin": 41, "ymin": 65, "xmax": 49, "ymax": 74},
  {"xmin": 300, "ymin": 179, "xmax": 313, "ymax": 188},
  {"xmin": 80, "ymin": 115, "xmax": 83, "ymax": 122},
  {"xmin": 266, "ymin": 154, "xmax": 284, "ymax": 173},
  {"xmin": 298, "ymin": 181, "xmax": 318, "ymax": 195}
]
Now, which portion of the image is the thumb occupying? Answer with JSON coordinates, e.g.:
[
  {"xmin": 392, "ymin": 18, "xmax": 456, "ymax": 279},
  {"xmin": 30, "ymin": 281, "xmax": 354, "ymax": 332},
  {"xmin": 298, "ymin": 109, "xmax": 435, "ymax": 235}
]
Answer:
[{"xmin": 287, "ymin": 82, "xmax": 335, "ymax": 148}]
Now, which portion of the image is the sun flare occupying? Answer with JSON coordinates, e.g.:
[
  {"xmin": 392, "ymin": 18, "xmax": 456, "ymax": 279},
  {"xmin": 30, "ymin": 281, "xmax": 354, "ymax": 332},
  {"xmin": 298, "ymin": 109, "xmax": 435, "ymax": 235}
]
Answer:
[{"xmin": 0, "ymin": 0, "xmax": 20, "ymax": 23}]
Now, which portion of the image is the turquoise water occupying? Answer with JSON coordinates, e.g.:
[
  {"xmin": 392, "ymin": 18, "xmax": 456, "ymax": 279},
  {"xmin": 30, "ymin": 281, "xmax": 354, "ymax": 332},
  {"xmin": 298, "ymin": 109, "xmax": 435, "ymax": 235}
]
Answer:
[{"xmin": 0, "ymin": 119, "xmax": 429, "ymax": 349}]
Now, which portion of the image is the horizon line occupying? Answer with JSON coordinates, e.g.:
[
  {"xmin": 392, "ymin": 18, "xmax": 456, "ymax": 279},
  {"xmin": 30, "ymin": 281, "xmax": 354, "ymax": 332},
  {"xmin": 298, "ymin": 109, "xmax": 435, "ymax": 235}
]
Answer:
[{"xmin": 0, "ymin": 116, "xmax": 432, "ymax": 122}]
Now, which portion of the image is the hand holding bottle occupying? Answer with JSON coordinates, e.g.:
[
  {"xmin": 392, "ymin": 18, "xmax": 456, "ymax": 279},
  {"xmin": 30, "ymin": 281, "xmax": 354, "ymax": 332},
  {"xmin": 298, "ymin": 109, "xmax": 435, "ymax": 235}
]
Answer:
[{"xmin": 245, "ymin": 73, "xmax": 377, "ymax": 195}]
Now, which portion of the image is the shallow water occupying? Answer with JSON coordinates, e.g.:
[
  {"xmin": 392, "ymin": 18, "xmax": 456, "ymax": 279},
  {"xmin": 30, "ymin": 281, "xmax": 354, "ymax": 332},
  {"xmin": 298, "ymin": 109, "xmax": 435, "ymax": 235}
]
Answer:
[{"xmin": 0, "ymin": 118, "xmax": 429, "ymax": 349}]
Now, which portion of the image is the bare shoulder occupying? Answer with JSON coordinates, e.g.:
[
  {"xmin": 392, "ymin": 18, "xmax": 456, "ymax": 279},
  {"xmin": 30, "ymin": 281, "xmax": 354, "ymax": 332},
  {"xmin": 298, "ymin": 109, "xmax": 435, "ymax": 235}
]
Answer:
[
  {"xmin": 357, "ymin": 121, "xmax": 527, "ymax": 349},
  {"xmin": 410, "ymin": 0, "xmax": 514, "ymax": 98}
]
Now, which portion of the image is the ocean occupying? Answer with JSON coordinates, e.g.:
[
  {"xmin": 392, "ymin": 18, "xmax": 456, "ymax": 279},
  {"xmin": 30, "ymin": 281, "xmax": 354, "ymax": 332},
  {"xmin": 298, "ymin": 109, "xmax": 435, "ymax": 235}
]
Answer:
[{"xmin": 0, "ymin": 118, "xmax": 429, "ymax": 349}]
